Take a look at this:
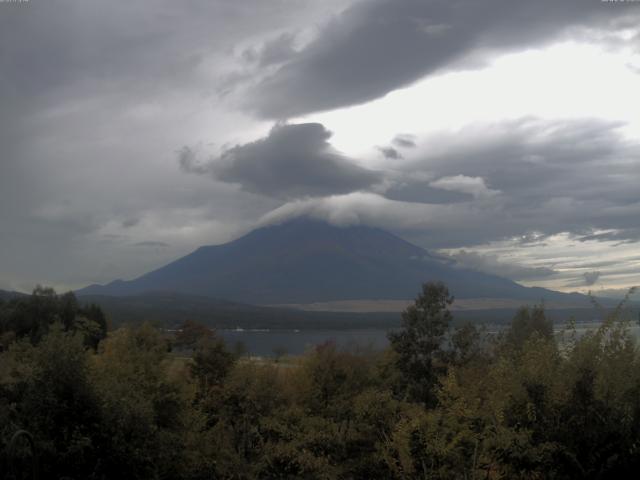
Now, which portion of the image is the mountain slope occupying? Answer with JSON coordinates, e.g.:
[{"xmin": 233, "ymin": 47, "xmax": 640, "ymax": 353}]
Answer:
[
  {"xmin": 0, "ymin": 289, "xmax": 26, "ymax": 301},
  {"xmin": 78, "ymin": 219, "xmax": 583, "ymax": 305}
]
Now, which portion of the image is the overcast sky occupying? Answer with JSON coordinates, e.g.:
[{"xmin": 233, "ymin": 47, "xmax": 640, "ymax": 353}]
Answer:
[{"xmin": 1, "ymin": 0, "xmax": 639, "ymax": 295}]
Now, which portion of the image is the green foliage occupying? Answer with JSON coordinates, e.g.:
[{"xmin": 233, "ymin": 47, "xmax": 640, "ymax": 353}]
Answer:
[
  {"xmin": 90, "ymin": 323, "xmax": 192, "ymax": 479},
  {"xmin": 2, "ymin": 283, "xmax": 640, "ymax": 479},
  {"xmin": 504, "ymin": 304, "xmax": 554, "ymax": 351},
  {"xmin": 0, "ymin": 325, "xmax": 100, "ymax": 479},
  {"xmin": 388, "ymin": 281, "xmax": 454, "ymax": 406},
  {"xmin": 174, "ymin": 319, "xmax": 214, "ymax": 350},
  {"xmin": 447, "ymin": 322, "xmax": 485, "ymax": 367},
  {"xmin": 0, "ymin": 286, "xmax": 108, "ymax": 348},
  {"xmin": 191, "ymin": 333, "xmax": 237, "ymax": 393}
]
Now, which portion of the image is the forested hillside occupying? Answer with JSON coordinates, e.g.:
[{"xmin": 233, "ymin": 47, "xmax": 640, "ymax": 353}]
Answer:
[{"xmin": 1, "ymin": 284, "xmax": 639, "ymax": 479}]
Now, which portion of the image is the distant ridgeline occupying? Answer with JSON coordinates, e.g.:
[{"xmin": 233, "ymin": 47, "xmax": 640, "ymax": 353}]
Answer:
[
  {"xmin": 71, "ymin": 219, "xmax": 634, "ymax": 329},
  {"xmin": 77, "ymin": 218, "xmax": 589, "ymax": 306},
  {"xmin": 75, "ymin": 291, "xmax": 637, "ymax": 331},
  {"xmin": 0, "ymin": 289, "xmax": 26, "ymax": 301}
]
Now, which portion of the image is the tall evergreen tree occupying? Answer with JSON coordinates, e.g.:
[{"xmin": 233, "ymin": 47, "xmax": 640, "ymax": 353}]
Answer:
[{"xmin": 388, "ymin": 281, "xmax": 453, "ymax": 406}]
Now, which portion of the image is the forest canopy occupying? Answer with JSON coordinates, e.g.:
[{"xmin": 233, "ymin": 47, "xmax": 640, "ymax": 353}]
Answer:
[{"xmin": 1, "ymin": 284, "xmax": 639, "ymax": 479}]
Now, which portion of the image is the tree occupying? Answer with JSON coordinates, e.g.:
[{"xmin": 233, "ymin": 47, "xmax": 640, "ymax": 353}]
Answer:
[
  {"xmin": 1, "ymin": 325, "xmax": 101, "ymax": 479},
  {"xmin": 174, "ymin": 319, "xmax": 214, "ymax": 351},
  {"xmin": 505, "ymin": 305, "xmax": 553, "ymax": 351},
  {"xmin": 0, "ymin": 287, "xmax": 107, "ymax": 349},
  {"xmin": 78, "ymin": 303, "xmax": 108, "ymax": 349},
  {"xmin": 191, "ymin": 335, "xmax": 237, "ymax": 393},
  {"xmin": 388, "ymin": 281, "xmax": 453, "ymax": 406},
  {"xmin": 91, "ymin": 323, "xmax": 190, "ymax": 479},
  {"xmin": 448, "ymin": 322, "xmax": 483, "ymax": 367}
]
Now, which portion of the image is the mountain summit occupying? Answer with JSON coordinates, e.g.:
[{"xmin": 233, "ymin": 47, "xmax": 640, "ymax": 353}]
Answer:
[{"xmin": 78, "ymin": 219, "xmax": 577, "ymax": 305}]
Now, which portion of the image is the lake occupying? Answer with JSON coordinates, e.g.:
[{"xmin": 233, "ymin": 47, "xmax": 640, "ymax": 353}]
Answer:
[
  {"xmin": 219, "ymin": 328, "xmax": 391, "ymax": 356},
  {"xmin": 219, "ymin": 321, "xmax": 640, "ymax": 357}
]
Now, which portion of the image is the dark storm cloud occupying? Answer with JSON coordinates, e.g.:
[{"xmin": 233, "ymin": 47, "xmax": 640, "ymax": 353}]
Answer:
[
  {"xmin": 377, "ymin": 146, "xmax": 403, "ymax": 160},
  {"xmin": 0, "ymin": 0, "xmax": 340, "ymax": 290},
  {"xmin": 392, "ymin": 135, "xmax": 417, "ymax": 149},
  {"xmin": 178, "ymin": 146, "xmax": 212, "ymax": 175},
  {"xmin": 389, "ymin": 117, "xmax": 640, "ymax": 247},
  {"xmin": 182, "ymin": 123, "xmax": 382, "ymax": 199},
  {"xmin": 1, "ymin": 0, "xmax": 638, "ymax": 293},
  {"xmin": 583, "ymin": 271, "xmax": 602, "ymax": 286},
  {"xmin": 0, "ymin": 0, "xmax": 337, "ymax": 111},
  {"xmin": 268, "ymin": 117, "xmax": 640, "ymax": 250},
  {"xmin": 242, "ymin": 32, "xmax": 299, "ymax": 67},
  {"xmin": 246, "ymin": 0, "xmax": 637, "ymax": 118}
]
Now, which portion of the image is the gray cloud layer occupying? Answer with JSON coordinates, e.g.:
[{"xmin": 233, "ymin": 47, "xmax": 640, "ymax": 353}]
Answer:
[
  {"xmin": 449, "ymin": 250, "xmax": 557, "ymax": 281},
  {"xmin": 392, "ymin": 135, "xmax": 417, "ymax": 149},
  {"xmin": 0, "ymin": 0, "xmax": 340, "ymax": 290},
  {"xmin": 377, "ymin": 146, "xmax": 403, "ymax": 160},
  {"xmin": 402, "ymin": 118, "xmax": 640, "ymax": 244},
  {"xmin": 181, "ymin": 123, "xmax": 382, "ymax": 199},
  {"xmin": 1, "ymin": 0, "xmax": 638, "ymax": 291},
  {"xmin": 584, "ymin": 271, "xmax": 602, "ymax": 286},
  {"xmin": 245, "ymin": 0, "xmax": 637, "ymax": 118},
  {"xmin": 260, "ymin": 117, "xmax": 640, "ymax": 250}
]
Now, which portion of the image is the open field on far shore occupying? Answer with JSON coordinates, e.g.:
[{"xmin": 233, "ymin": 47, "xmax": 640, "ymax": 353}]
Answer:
[{"xmin": 269, "ymin": 297, "xmax": 599, "ymax": 313}]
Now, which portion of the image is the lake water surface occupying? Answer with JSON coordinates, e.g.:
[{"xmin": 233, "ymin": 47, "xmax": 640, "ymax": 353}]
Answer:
[{"xmin": 219, "ymin": 322, "xmax": 640, "ymax": 357}]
